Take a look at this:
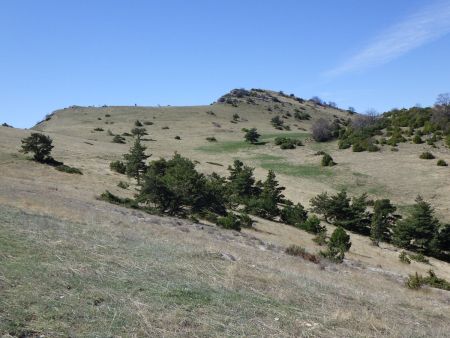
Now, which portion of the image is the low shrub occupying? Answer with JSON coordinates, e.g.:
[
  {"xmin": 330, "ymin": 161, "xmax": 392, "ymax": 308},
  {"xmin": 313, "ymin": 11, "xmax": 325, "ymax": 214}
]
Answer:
[
  {"xmin": 299, "ymin": 215, "xmax": 326, "ymax": 234},
  {"xmin": 55, "ymin": 164, "xmax": 83, "ymax": 175},
  {"xmin": 409, "ymin": 253, "xmax": 430, "ymax": 264},
  {"xmin": 99, "ymin": 190, "xmax": 136, "ymax": 207},
  {"xmin": 93, "ymin": 127, "xmax": 104, "ymax": 131},
  {"xmin": 110, "ymin": 160, "xmax": 126, "ymax": 174},
  {"xmin": 419, "ymin": 152, "xmax": 435, "ymax": 159},
  {"xmin": 437, "ymin": 159, "xmax": 448, "ymax": 166},
  {"xmin": 399, "ymin": 251, "xmax": 411, "ymax": 264},
  {"xmin": 321, "ymin": 153, "xmax": 336, "ymax": 166},
  {"xmin": 280, "ymin": 203, "xmax": 307, "ymax": 225},
  {"xmin": 412, "ymin": 135, "xmax": 423, "ymax": 144},
  {"xmin": 313, "ymin": 230, "xmax": 327, "ymax": 246},
  {"xmin": 206, "ymin": 136, "xmax": 217, "ymax": 142},
  {"xmin": 406, "ymin": 270, "xmax": 450, "ymax": 291},
  {"xmin": 143, "ymin": 121, "xmax": 154, "ymax": 125},
  {"xmin": 285, "ymin": 245, "xmax": 320, "ymax": 264},
  {"xmin": 174, "ymin": 136, "xmax": 181, "ymax": 140},
  {"xmin": 113, "ymin": 135, "xmax": 126, "ymax": 144},
  {"xmin": 117, "ymin": 181, "xmax": 129, "ymax": 189},
  {"xmin": 216, "ymin": 213, "xmax": 242, "ymax": 231},
  {"xmin": 406, "ymin": 272, "xmax": 423, "ymax": 289},
  {"xmin": 135, "ymin": 120, "xmax": 143, "ymax": 127}
]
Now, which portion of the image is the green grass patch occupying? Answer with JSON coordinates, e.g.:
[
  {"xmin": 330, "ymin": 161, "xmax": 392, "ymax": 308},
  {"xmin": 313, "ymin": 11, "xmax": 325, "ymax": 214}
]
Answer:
[{"xmin": 260, "ymin": 161, "xmax": 333, "ymax": 178}]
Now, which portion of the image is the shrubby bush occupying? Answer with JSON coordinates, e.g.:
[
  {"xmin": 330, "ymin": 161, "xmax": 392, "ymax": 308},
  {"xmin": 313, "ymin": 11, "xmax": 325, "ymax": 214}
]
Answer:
[
  {"xmin": 321, "ymin": 153, "xmax": 335, "ymax": 166},
  {"xmin": 113, "ymin": 135, "xmax": 126, "ymax": 144},
  {"xmin": 274, "ymin": 137, "xmax": 303, "ymax": 149},
  {"xmin": 312, "ymin": 119, "xmax": 333, "ymax": 142},
  {"xmin": 110, "ymin": 160, "xmax": 126, "ymax": 174},
  {"xmin": 280, "ymin": 203, "xmax": 307, "ymax": 225},
  {"xmin": 437, "ymin": 159, "xmax": 448, "ymax": 166},
  {"xmin": 55, "ymin": 164, "xmax": 83, "ymax": 175},
  {"xmin": 419, "ymin": 152, "xmax": 435, "ymax": 159}
]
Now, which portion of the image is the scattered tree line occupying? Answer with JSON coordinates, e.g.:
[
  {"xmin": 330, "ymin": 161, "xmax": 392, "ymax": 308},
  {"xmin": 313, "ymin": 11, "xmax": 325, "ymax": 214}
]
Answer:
[{"xmin": 311, "ymin": 191, "xmax": 450, "ymax": 262}]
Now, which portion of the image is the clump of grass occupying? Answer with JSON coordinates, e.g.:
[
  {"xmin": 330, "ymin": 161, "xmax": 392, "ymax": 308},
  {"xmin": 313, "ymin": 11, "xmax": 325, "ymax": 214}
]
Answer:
[
  {"xmin": 206, "ymin": 137, "xmax": 217, "ymax": 142},
  {"xmin": 93, "ymin": 127, "xmax": 104, "ymax": 132},
  {"xmin": 419, "ymin": 152, "xmax": 435, "ymax": 159},
  {"xmin": 55, "ymin": 165, "xmax": 83, "ymax": 175},
  {"xmin": 437, "ymin": 159, "xmax": 448, "ymax": 166}
]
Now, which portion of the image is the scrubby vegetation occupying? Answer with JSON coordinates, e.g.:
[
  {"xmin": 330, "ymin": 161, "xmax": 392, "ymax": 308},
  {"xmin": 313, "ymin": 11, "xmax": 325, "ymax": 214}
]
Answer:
[
  {"xmin": 113, "ymin": 135, "xmax": 126, "ymax": 144},
  {"xmin": 406, "ymin": 270, "xmax": 450, "ymax": 291},
  {"xmin": 110, "ymin": 160, "xmax": 126, "ymax": 174},
  {"xmin": 419, "ymin": 152, "xmax": 435, "ymax": 159},
  {"xmin": 274, "ymin": 137, "xmax": 303, "ymax": 149},
  {"xmin": 55, "ymin": 164, "xmax": 83, "ymax": 175},
  {"xmin": 336, "ymin": 94, "xmax": 450, "ymax": 152},
  {"xmin": 321, "ymin": 153, "xmax": 335, "ymax": 166}
]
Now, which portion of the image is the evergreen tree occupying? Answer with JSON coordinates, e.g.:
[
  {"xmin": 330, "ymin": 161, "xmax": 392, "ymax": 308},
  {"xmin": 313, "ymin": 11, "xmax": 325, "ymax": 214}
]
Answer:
[
  {"xmin": 20, "ymin": 133, "xmax": 54, "ymax": 162},
  {"xmin": 246, "ymin": 170, "xmax": 286, "ymax": 219},
  {"xmin": 321, "ymin": 226, "xmax": 351, "ymax": 263},
  {"xmin": 261, "ymin": 170, "xmax": 285, "ymax": 204},
  {"xmin": 227, "ymin": 160, "xmax": 257, "ymax": 201},
  {"xmin": 310, "ymin": 190, "xmax": 371, "ymax": 235},
  {"xmin": 123, "ymin": 137, "xmax": 150, "ymax": 184},
  {"xmin": 244, "ymin": 128, "xmax": 260, "ymax": 144},
  {"xmin": 280, "ymin": 202, "xmax": 308, "ymax": 225},
  {"xmin": 131, "ymin": 127, "xmax": 148, "ymax": 137},
  {"xmin": 138, "ymin": 154, "xmax": 227, "ymax": 216},
  {"xmin": 393, "ymin": 196, "xmax": 440, "ymax": 254},
  {"xmin": 370, "ymin": 199, "xmax": 398, "ymax": 245}
]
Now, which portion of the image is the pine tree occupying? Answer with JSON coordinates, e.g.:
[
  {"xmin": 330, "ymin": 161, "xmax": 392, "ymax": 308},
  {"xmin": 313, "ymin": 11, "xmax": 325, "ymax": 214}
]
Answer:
[
  {"xmin": 227, "ymin": 160, "xmax": 257, "ymax": 201},
  {"xmin": 321, "ymin": 226, "xmax": 351, "ymax": 263},
  {"xmin": 393, "ymin": 196, "xmax": 440, "ymax": 253},
  {"xmin": 370, "ymin": 199, "xmax": 398, "ymax": 245},
  {"xmin": 20, "ymin": 133, "xmax": 54, "ymax": 162},
  {"xmin": 261, "ymin": 170, "xmax": 285, "ymax": 204},
  {"xmin": 123, "ymin": 137, "xmax": 150, "ymax": 184}
]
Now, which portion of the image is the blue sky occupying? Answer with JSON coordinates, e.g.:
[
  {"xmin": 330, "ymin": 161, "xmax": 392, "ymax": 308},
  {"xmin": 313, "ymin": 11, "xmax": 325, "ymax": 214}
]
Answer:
[{"xmin": 1, "ymin": 0, "xmax": 450, "ymax": 128}]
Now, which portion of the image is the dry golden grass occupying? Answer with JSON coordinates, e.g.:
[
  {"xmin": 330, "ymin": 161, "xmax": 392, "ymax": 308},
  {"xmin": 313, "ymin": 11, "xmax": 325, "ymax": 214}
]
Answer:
[{"xmin": 1, "ymin": 91, "xmax": 450, "ymax": 336}]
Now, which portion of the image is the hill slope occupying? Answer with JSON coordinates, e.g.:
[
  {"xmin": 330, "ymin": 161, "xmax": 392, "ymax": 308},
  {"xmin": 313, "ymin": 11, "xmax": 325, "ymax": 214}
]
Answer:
[{"xmin": 1, "ymin": 89, "xmax": 450, "ymax": 337}]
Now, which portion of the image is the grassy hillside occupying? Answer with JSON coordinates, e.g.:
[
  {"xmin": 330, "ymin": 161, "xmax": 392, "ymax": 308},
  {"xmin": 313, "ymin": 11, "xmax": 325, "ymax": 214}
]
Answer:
[{"xmin": 1, "ymin": 89, "xmax": 450, "ymax": 337}]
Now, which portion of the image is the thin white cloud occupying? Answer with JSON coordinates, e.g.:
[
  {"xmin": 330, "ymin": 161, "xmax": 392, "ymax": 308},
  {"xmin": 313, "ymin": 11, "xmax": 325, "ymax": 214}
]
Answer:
[{"xmin": 325, "ymin": 1, "xmax": 450, "ymax": 78}]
